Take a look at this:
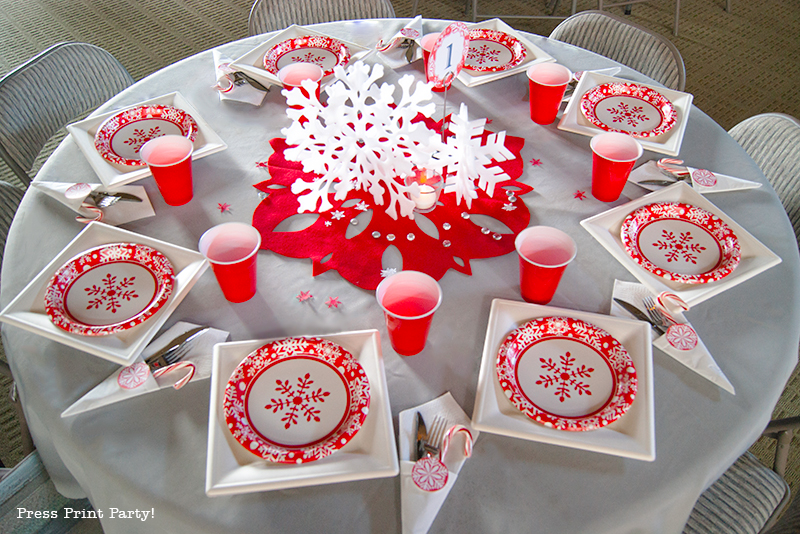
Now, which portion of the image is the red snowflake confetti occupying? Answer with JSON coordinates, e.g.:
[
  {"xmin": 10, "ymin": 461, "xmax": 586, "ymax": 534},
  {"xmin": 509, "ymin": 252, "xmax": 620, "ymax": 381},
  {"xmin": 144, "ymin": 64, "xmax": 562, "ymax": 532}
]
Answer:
[
  {"xmin": 529, "ymin": 158, "xmax": 542, "ymax": 166},
  {"xmin": 574, "ymin": 190, "xmax": 587, "ymax": 200},
  {"xmin": 296, "ymin": 291, "xmax": 312, "ymax": 302},
  {"xmin": 326, "ymin": 296, "xmax": 341, "ymax": 309},
  {"xmin": 255, "ymin": 161, "xmax": 269, "ymax": 168},
  {"xmin": 218, "ymin": 202, "xmax": 232, "ymax": 213}
]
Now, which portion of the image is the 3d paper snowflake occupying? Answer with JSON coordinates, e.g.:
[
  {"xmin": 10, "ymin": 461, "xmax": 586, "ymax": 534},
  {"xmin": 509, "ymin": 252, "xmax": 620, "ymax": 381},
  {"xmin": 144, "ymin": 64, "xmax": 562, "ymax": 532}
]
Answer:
[
  {"xmin": 282, "ymin": 61, "xmax": 436, "ymax": 220},
  {"xmin": 427, "ymin": 103, "xmax": 514, "ymax": 208}
]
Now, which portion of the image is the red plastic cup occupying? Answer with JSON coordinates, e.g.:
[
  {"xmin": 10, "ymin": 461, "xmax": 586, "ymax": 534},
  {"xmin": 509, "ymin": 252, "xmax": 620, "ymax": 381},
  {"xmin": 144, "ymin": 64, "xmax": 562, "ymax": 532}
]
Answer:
[
  {"xmin": 139, "ymin": 135, "xmax": 194, "ymax": 206},
  {"xmin": 278, "ymin": 62, "xmax": 323, "ymax": 99},
  {"xmin": 526, "ymin": 63, "xmax": 572, "ymax": 125},
  {"xmin": 421, "ymin": 32, "xmax": 446, "ymax": 93},
  {"xmin": 198, "ymin": 222, "xmax": 262, "ymax": 303},
  {"xmin": 376, "ymin": 271, "xmax": 442, "ymax": 356},
  {"xmin": 515, "ymin": 226, "xmax": 577, "ymax": 305},
  {"xmin": 590, "ymin": 132, "xmax": 643, "ymax": 202}
]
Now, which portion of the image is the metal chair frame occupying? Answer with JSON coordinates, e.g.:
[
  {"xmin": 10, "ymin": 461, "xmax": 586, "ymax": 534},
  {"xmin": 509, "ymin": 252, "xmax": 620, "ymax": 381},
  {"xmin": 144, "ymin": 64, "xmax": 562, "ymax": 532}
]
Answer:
[{"xmin": 248, "ymin": 0, "xmax": 396, "ymax": 36}]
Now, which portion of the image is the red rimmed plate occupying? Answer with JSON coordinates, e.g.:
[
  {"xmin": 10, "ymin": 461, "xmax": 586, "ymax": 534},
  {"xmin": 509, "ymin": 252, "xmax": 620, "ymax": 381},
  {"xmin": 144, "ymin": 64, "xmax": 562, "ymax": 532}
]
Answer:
[
  {"xmin": 580, "ymin": 82, "xmax": 677, "ymax": 138},
  {"xmin": 224, "ymin": 337, "xmax": 370, "ymax": 464},
  {"xmin": 620, "ymin": 201, "xmax": 741, "ymax": 284},
  {"xmin": 44, "ymin": 243, "xmax": 175, "ymax": 336},
  {"xmin": 94, "ymin": 105, "xmax": 198, "ymax": 167},
  {"xmin": 264, "ymin": 36, "xmax": 350, "ymax": 78},
  {"xmin": 496, "ymin": 316, "xmax": 637, "ymax": 431},
  {"xmin": 464, "ymin": 29, "xmax": 526, "ymax": 72}
]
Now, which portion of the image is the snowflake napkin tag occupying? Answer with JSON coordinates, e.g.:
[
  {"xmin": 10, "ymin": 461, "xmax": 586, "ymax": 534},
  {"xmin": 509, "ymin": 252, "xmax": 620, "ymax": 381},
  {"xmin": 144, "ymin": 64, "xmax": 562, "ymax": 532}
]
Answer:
[
  {"xmin": 281, "ymin": 60, "xmax": 515, "ymax": 220},
  {"xmin": 611, "ymin": 280, "xmax": 734, "ymax": 394},
  {"xmin": 376, "ymin": 15, "xmax": 424, "ymax": 68}
]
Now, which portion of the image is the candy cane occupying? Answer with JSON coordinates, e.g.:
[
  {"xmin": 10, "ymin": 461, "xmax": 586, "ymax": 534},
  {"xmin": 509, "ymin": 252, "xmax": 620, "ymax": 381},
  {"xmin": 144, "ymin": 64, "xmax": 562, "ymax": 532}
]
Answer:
[
  {"xmin": 439, "ymin": 424, "xmax": 474, "ymax": 461},
  {"xmin": 656, "ymin": 291, "xmax": 690, "ymax": 324},
  {"xmin": 75, "ymin": 201, "xmax": 103, "ymax": 224},
  {"xmin": 657, "ymin": 158, "xmax": 689, "ymax": 177},
  {"xmin": 152, "ymin": 361, "xmax": 195, "ymax": 390}
]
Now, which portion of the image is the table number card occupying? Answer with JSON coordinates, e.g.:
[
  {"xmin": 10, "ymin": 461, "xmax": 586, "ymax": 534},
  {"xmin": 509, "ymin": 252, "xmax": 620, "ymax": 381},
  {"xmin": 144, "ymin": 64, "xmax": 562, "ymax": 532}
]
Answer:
[{"xmin": 426, "ymin": 22, "xmax": 469, "ymax": 90}]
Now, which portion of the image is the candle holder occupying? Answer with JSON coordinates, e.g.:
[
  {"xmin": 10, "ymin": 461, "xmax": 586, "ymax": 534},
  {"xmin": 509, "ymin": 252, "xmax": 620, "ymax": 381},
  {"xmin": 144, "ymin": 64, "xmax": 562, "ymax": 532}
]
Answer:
[{"xmin": 405, "ymin": 168, "xmax": 443, "ymax": 213}]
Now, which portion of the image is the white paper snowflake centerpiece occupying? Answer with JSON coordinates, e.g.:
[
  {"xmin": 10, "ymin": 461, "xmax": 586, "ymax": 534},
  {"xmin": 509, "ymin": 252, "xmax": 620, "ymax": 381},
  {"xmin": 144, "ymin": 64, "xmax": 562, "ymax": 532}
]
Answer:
[
  {"xmin": 282, "ymin": 61, "xmax": 438, "ymax": 219},
  {"xmin": 427, "ymin": 103, "xmax": 514, "ymax": 208}
]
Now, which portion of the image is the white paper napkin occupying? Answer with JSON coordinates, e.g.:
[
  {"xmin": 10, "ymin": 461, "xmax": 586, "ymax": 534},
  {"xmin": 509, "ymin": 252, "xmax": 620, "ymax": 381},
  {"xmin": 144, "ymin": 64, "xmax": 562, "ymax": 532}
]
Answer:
[
  {"xmin": 630, "ymin": 160, "xmax": 762, "ymax": 194},
  {"xmin": 31, "ymin": 181, "xmax": 155, "ymax": 226},
  {"xmin": 212, "ymin": 49, "xmax": 268, "ymax": 106},
  {"xmin": 611, "ymin": 280, "xmax": 734, "ymax": 394},
  {"xmin": 399, "ymin": 392, "xmax": 479, "ymax": 534},
  {"xmin": 61, "ymin": 322, "xmax": 230, "ymax": 418},
  {"xmin": 562, "ymin": 67, "xmax": 621, "ymax": 102},
  {"xmin": 376, "ymin": 16, "xmax": 423, "ymax": 69}
]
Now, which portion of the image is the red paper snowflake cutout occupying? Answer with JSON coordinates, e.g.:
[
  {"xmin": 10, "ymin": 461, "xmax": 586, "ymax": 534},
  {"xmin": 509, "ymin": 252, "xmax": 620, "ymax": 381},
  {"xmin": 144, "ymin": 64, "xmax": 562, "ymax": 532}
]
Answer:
[{"xmin": 252, "ymin": 116, "xmax": 531, "ymax": 290}]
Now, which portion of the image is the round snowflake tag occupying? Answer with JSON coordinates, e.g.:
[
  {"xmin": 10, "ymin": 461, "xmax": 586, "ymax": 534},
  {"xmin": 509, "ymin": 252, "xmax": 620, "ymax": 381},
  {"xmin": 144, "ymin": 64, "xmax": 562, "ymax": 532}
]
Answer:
[
  {"xmin": 117, "ymin": 362, "xmax": 150, "ymax": 389},
  {"xmin": 412, "ymin": 456, "xmax": 449, "ymax": 492},
  {"xmin": 666, "ymin": 324, "xmax": 699, "ymax": 351}
]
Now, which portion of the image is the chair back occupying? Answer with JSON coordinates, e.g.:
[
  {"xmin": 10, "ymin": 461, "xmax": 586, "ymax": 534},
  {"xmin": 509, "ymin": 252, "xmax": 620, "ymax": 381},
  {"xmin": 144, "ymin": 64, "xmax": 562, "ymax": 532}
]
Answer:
[
  {"xmin": 549, "ymin": 10, "xmax": 686, "ymax": 91},
  {"xmin": 248, "ymin": 0, "xmax": 395, "ymax": 35},
  {"xmin": 0, "ymin": 42, "xmax": 133, "ymax": 186},
  {"xmin": 729, "ymin": 113, "xmax": 800, "ymax": 246}
]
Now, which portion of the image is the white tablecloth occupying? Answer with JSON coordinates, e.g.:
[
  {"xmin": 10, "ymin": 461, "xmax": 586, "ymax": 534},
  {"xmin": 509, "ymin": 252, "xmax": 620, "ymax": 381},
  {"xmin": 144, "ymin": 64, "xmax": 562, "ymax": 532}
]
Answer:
[{"xmin": 2, "ymin": 19, "xmax": 799, "ymax": 534}]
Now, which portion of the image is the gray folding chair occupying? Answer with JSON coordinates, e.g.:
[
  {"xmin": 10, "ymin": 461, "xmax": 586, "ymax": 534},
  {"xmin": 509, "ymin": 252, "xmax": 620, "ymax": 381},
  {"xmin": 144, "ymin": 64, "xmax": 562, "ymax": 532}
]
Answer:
[
  {"xmin": 0, "ymin": 42, "xmax": 133, "ymax": 187},
  {"xmin": 549, "ymin": 10, "xmax": 686, "ymax": 91},
  {"xmin": 683, "ymin": 417, "xmax": 800, "ymax": 533},
  {"xmin": 729, "ymin": 113, "xmax": 800, "ymax": 246},
  {"xmin": 248, "ymin": 0, "xmax": 395, "ymax": 36}
]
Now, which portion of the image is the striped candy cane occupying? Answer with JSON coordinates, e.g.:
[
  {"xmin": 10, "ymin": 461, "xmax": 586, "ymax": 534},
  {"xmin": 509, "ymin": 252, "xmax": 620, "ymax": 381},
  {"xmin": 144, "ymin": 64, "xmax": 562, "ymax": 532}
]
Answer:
[
  {"xmin": 75, "ymin": 201, "xmax": 103, "ymax": 224},
  {"xmin": 656, "ymin": 291, "xmax": 690, "ymax": 324},
  {"xmin": 152, "ymin": 361, "xmax": 196, "ymax": 390},
  {"xmin": 439, "ymin": 424, "xmax": 474, "ymax": 461},
  {"xmin": 657, "ymin": 158, "xmax": 690, "ymax": 177}
]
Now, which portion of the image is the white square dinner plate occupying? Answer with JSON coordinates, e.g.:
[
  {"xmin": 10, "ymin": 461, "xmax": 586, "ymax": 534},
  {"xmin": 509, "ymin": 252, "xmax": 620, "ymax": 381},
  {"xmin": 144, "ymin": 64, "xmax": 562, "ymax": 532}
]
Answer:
[
  {"xmin": 558, "ymin": 71, "xmax": 693, "ymax": 156},
  {"xmin": 0, "ymin": 221, "xmax": 208, "ymax": 366},
  {"xmin": 580, "ymin": 182, "xmax": 782, "ymax": 307},
  {"xmin": 456, "ymin": 18, "xmax": 555, "ymax": 88},
  {"xmin": 66, "ymin": 92, "xmax": 228, "ymax": 188},
  {"xmin": 205, "ymin": 329, "xmax": 399, "ymax": 496},
  {"xmin": 230, "ymin": 24, "xmax": 373, "ymax": 89},
  {"xmin": 472, "ymin": 298, "xmax": 655, "ymax": 461}
]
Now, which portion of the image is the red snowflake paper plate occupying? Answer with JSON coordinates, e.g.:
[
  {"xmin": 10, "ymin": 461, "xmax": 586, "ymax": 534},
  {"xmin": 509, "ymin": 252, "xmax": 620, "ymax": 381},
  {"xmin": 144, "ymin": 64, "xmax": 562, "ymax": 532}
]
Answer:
[
  {"xmin": 464, "ymin": 29, "xmax": 526, "ymax": 72},
  {"xmin": 496, "ymin": 316, "xmax": 637, "ymax": 432},
  {"xmin": 223, "ymin": 337, "xmax": 370, "ymax": 464},
  {"xmin": 579, "ymin": 82, "xmax": 677, "ymax": 138},
  {"xmin": 94, "ymin": 105, "xmax": 199, "ymax": 167},
  {"xmin": 44, "ymin": 243, "xmax": 175, "ymax": 337},
  {"xmin": 264, "ymin": 36, "xmax": 350, "ymax": 78},
  {"xmin": 620, "ymin": 202, "xmax": 741, "ymax": 284}
]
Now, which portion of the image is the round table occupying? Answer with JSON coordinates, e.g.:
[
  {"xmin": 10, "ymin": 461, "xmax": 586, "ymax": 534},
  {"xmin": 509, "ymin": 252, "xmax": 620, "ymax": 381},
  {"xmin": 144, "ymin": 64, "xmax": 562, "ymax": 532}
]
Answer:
[{"xmin": 2, "ymin": 18, "xmax": 799, "ymax": 534}]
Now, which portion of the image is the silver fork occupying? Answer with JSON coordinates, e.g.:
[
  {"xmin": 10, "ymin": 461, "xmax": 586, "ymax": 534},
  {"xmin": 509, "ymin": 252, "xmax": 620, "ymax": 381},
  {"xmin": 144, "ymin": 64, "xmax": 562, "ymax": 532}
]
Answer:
[
  {"xmin": 88, "ymin": 192, "xmax": 122, "ymax": 208},
  {"xmin": 642, "ymin": 296, "xmax": 675, "ymax": 329},
  {"xmin": 422, "ymin": 416, "xmax": 448, "ymax": 458},
  {"xmin": 146, "ymin": 338, "xmax": 195, "ymax": 370}
]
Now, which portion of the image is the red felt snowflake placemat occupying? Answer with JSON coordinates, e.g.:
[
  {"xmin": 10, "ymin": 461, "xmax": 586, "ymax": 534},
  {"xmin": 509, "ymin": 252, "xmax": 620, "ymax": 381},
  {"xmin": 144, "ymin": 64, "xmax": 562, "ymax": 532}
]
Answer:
[{"xmin": 252, "ymin": 116, "xmax": 531, "ymax": 290}]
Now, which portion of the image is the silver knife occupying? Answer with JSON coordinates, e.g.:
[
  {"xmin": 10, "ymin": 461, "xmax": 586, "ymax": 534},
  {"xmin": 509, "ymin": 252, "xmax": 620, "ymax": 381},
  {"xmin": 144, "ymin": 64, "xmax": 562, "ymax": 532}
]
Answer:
[
  {"xmin": 91, "ymin": 191, "xmax": 143, "ymax": 202},
  {"xmin": 415, "ymin": 412, "xmax": 428, "ymax": 461},
  {"xmin": 145, "ymin": 326, "xmax": 209, "ymax": 370},
  {"xmin": 613, "ymin": 298, "xmax": 666, "ymax": 335}
]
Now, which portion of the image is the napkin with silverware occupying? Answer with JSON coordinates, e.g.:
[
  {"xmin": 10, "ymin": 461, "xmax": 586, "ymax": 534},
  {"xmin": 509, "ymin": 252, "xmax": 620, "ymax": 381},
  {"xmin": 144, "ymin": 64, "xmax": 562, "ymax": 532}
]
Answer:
[
  {"xmin": 630, "ymin": 159, "xmax": 762, "ymax": 194},
  {"xmin": 376, "ymin": 16, "xmax": 423, "ymax": 69},
  {"xmin": 212, "ymin": 49, "xmax": 269, "ymax": 106},
  {"xmin": 399, "ymin": 392, "xmax": 479, "ymax": 534},
  {"xmin": 31, "ymin": 181, "xmax": 155, "ymax": 226},
  {"xmin": 61, "ymin": 322, "xmax": 229, "ymax": 418},
  {"xmin": 611, "ymin": 280, "xmax": 735, "ymax": 394}
]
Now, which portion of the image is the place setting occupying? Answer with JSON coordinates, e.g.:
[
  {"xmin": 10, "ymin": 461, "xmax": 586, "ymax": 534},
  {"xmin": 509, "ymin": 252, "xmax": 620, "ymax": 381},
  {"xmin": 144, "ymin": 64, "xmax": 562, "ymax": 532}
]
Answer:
[
  {"xmin": 0, "ymin": 221, "xmax": 208, "ymax": 366},
  {"xmin": 66, "ymin": 91, "xmax": 227, "ymax": 188},
  {"xmin": 558, "ymin": 71, "xmax": 694, "ymax": 156},
  {"xmin": 205, "ymin": 330, "xmax": 398, "ymax": 495},
  {"xmin": 230, "ymin": 24, "xmax": 373, "ymax": 90}
]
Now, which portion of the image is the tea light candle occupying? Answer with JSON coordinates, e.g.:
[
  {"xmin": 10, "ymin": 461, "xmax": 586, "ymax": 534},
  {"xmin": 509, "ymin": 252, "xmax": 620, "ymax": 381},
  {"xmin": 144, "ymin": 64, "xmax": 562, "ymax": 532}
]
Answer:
[
  {"xmin": 406, "ymin": 168, "xmax": 442, "ymax": 212},
  {"xmin": 415, "ymin": 184, "xmax": 437, "ymax": 210}
]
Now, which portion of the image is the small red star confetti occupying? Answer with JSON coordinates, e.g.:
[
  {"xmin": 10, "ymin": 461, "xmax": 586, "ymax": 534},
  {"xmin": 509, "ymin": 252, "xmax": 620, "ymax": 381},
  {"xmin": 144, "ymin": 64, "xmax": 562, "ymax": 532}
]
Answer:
[
  {"xmin": 574, "ymin": 190, "xmax": 587, "ymax": 200},
  {"xmin": 326, "ymin": 296, "xmax": 341, "ymax": 309},
  {"xmin": 486, "ymin": 118, "xmax": 493, "ymax": 124},
  {"xmin": 218, "ymin": 202, "xmax": 232, "ymax": 213},
  {"xmin": 297, "ymin": 291, "xmax": 312, "ymax": 302},
  {"xmin": 529, "ymin": 158, "xmax": 542, "ymax": 166},
  {"xmin": 255, "ymin": 161, "xmax": 268, "ymax": 168}
]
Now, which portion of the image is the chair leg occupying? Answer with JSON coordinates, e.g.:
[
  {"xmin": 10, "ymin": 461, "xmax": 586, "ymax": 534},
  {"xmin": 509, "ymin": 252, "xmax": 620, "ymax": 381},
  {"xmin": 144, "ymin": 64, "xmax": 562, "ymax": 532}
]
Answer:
[
  {"xmin": 472, "ymin": 0, "xmax": 478, "ymax": 22},
  {"xmin": 725, "ymin": 0, "xmax": 731, "ymax": 12},
  {"xmin": 673, "ymin": 0, "xmax": 680, "ymax": 36},
  {"xmin": 412, "ymin": 0, "xmax": 419, "ymax": 16},
  {"xmin": 774, "ymin": 429, "xmax": 793, "ymax": 478}
]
